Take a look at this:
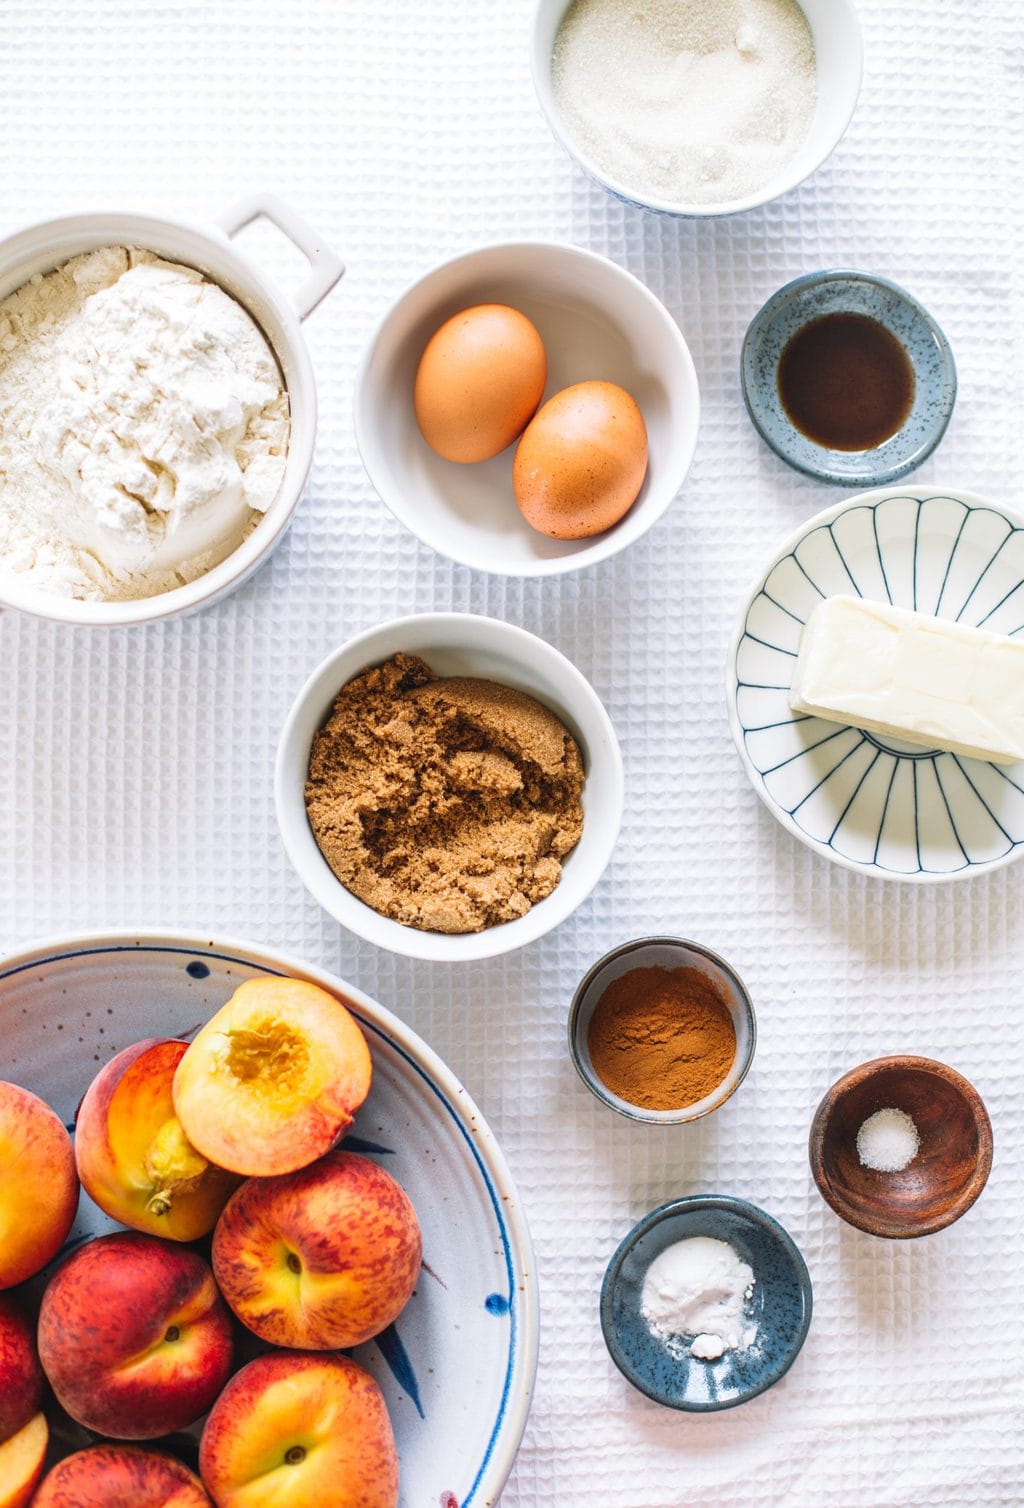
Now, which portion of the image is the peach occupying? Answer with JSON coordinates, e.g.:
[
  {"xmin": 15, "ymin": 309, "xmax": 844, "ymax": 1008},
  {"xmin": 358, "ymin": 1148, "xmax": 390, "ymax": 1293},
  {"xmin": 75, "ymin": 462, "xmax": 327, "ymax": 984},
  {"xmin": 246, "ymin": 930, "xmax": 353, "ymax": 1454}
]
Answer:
[
  {"xmin": 38, "ymin": 1232, "xmax": 233, "ymax": 1439},
  {"xmin": 76, "ymin": 1038, "xmax": 239, "ymax": 1241},
  {"xmin": 0, "ymin": 1412, "xmax": 48, "ymax": 1508},
  {"xmin": 199, "ymin": 1351, "xmax": 398, "ymax": 1508},
  {"xmin": 212, "ymin": 1150, "xmax": 421, "ymax": 1349},
  {"xmin": 33, "ymin": 1445, "xmax": 211, "ymax": 1507},
  {"xmin": 172, "ymin": 978, "xmax": 372, "ymax": 1177},
  {"xmin": 0, "ymin": 1080, "xmax": 79, "ymax": 1288},
  {"xmin": 0, "ymin": 1294, "xmax": 42, "ymax": 1443}
]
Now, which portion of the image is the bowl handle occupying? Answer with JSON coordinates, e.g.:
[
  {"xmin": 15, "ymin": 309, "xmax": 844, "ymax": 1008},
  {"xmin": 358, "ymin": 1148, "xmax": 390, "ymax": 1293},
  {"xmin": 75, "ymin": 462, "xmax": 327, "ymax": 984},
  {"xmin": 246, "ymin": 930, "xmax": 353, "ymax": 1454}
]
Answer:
[{"xmin": 215, "ymin": 193, "xmax": 344, "ymax": 320}]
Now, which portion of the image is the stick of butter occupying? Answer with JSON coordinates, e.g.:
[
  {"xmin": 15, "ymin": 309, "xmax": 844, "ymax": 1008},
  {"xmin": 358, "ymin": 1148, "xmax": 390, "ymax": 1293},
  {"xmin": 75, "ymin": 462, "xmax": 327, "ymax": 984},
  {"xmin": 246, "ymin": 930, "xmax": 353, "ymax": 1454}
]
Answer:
[{"xmin": 788, "ymin": 595, "xmax": 1024, "ymax": 765}]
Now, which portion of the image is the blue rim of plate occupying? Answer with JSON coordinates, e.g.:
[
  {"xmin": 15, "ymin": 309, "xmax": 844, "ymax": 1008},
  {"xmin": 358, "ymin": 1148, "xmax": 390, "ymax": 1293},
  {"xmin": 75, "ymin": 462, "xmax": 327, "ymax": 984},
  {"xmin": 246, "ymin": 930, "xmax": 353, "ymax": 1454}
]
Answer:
[
  {"xmin": 740, "ymin": 269, "xmax": 957, "ymax": 486},
  {"xmin": 600, "ymin": 1195, "xmax": 813, "ymax": 1412},
  {"xmin": 0, "ymin": 931, "xmax": 538, "ymax": 1508},
  {"xmin": 727, "ymin": 488, "xmax": 1024, "ymax": 881}
]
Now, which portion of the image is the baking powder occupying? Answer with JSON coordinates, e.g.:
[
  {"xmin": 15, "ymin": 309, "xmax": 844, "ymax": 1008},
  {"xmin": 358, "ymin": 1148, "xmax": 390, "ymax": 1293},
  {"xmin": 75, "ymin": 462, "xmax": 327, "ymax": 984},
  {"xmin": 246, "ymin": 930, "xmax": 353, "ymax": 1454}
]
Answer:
[
  {"xmin": 641, "ymin": 1235, "xmax": 756, "ymax": 1360},
  {"xmin": 552, "ymin": 0, "xmax": 817, "ymax": 207},
  {"xmin": 0, "ymin": 246, "xmax": 289, "ymax": 601}
]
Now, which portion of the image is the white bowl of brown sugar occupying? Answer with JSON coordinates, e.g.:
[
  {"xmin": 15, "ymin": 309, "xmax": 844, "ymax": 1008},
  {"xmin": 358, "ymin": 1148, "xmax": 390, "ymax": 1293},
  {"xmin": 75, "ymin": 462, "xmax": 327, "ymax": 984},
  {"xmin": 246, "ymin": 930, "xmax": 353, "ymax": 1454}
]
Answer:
[{"xmin": 275, "ymin": 613, "xmax": 624, "ymax": 961}]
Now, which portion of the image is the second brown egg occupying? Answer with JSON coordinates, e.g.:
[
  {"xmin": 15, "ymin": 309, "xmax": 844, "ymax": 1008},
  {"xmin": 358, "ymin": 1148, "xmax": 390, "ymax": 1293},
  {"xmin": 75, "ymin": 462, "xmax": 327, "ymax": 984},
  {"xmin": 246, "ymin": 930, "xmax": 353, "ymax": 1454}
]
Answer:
[{"xmin": 513, "ymin": 380, "xmax": 648, "ymax": 540}]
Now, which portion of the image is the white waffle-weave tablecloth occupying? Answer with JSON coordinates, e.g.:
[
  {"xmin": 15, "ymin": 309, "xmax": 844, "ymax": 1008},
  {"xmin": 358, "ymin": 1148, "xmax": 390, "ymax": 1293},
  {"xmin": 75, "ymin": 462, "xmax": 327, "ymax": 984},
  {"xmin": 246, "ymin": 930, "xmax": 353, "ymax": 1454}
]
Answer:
[{"xmin": 2, "ymin": 2, "xmax": 1022, "ymax": 1503}]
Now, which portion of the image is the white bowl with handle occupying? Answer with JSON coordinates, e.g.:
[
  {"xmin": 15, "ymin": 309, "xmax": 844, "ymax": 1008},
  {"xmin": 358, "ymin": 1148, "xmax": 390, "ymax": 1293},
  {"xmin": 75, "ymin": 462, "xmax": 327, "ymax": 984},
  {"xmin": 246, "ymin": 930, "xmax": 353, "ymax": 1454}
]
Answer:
[{"xmin": 0, "ymin": 194, "xmax": 343, "ymax": 624}]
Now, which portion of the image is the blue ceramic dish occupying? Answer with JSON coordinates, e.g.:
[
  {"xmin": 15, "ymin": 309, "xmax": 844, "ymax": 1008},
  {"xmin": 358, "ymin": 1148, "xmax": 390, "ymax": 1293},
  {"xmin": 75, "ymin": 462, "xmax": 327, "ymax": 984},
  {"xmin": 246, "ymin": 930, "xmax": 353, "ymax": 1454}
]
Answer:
[
  {"xmin": 741, "ymin": 270, "xmax": 956, "ymax": 486},
  {"xmin": 601, "ymin": 1196, "xmax": 812, "ymax": 1412}
]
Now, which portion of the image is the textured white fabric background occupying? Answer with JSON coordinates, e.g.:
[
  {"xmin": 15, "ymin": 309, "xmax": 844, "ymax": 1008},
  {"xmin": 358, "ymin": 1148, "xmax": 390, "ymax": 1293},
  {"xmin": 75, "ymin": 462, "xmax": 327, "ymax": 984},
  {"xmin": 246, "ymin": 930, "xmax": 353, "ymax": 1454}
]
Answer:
[{"xmin": 1, "ymin": 2, "xmax": 1023, "ymax": 1503}]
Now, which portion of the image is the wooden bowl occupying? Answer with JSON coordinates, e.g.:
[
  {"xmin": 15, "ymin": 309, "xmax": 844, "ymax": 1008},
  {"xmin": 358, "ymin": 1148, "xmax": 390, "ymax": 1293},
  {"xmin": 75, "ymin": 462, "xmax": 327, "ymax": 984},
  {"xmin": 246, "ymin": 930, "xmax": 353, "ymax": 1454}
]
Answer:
[{"xmin": 808, "ymin": 1056, "xmax": 993, "ymax": 1239}]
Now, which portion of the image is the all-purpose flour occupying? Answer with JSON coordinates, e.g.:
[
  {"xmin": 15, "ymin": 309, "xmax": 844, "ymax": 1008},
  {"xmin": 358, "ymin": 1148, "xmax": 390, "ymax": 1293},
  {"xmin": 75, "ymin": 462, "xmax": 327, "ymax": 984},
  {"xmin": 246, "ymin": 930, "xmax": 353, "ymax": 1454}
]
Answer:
[
  {"xmin": 553, "ymin": 0, "xmax": 817, "ymax": 207},
  {"xmin": 0, "ymin": 246, "xmax": 289, "ymax": 600}
]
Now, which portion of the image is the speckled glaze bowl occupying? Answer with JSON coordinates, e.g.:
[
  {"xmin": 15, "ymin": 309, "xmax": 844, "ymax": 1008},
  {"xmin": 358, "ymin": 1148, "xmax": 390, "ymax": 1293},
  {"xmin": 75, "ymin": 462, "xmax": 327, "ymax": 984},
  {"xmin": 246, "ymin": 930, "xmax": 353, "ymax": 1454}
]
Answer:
[
  {"xmin": 0, "ymin": 930, "xmax": 539, "ymax": 1505},
  {"xmin": 600, "ymin": 1196, "xmax": 812, "ymax": 1412},
  {"xmin": 741, "ymin": 271, "xmax": 957, "ymax": 485}
]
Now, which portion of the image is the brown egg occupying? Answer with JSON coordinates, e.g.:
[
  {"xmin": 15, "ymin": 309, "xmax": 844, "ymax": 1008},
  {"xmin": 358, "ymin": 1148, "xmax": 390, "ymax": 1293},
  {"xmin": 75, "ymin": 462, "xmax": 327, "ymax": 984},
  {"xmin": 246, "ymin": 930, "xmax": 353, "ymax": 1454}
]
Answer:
[
  {"xmin": 513, "ymin": 381, "xmax": 648, "ymax": 540},
  {"xmin": 413, "ymin": 304, "xmax": 547, "ymax": 464}
]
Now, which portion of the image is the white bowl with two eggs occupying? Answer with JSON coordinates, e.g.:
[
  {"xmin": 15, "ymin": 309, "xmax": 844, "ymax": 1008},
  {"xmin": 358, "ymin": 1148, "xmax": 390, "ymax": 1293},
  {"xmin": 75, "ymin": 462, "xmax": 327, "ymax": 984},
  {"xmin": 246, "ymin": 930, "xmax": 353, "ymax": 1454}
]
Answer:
[{"xmin": 354, "ymin": 240, "xmax": 700, "ymax": 576}]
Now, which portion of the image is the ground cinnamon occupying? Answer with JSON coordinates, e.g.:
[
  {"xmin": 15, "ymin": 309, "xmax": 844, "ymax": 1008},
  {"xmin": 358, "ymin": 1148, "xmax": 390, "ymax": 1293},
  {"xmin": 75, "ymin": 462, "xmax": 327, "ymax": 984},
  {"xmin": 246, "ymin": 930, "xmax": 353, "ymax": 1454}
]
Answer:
[{"xmin": 587, "ymin": 965, "xmax": 736, "ymax": 1111}]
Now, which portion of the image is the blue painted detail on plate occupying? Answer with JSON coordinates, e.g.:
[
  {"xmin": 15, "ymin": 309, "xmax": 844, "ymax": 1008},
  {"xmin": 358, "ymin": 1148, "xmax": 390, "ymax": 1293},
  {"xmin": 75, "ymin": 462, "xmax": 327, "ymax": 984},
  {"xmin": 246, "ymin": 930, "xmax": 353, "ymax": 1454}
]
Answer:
[
  {"xmin": 485, "ymin": 1292, "xmax": 510, "ymax": 1316},
  {"xmin": 342, "ymin": 1135, "xmax": 395, "ymax": 1156},
  {"xmin": 374, "ymin": 1322, "xmax": 424, "ymax": 1419},
  {"xmin": 56, "ymin": 1232, "xmax": 91, "ymax": 1260},
  {"xmin": 601, "ymin": 1196, "xmax": 812, "ymax": 1412},
  {"xmin": 0, "ymin": 942, "xmax": 518, "ymax": 1508},
  {"xmin": 732, "ymin": 493, "xmax": 1024, "ymax": 878},
  {"xmin": 185, "ymin": 960, "xmax": 210, "ymax": 979}
]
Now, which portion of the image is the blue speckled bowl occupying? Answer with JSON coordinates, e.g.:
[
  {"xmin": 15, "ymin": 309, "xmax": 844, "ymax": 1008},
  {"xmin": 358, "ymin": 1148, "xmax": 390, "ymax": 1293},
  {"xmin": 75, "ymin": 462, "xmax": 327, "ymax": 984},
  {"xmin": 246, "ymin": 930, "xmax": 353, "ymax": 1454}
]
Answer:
[
  {"xmin": 741, "ymin": 271, "xmax": 957, "ymax": 485},
  {"xmin": 600, "ymin": 1196, "xmax": 812, "ymax": 1412}
]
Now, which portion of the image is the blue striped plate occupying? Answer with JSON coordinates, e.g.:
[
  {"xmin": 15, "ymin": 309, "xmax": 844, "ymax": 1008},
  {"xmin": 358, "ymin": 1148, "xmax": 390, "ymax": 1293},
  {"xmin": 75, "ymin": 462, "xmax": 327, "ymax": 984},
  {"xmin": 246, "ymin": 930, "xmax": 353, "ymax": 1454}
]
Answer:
[{"xmin": 727, "ymin": 488, "xmax": 1024, "ymax": 881}]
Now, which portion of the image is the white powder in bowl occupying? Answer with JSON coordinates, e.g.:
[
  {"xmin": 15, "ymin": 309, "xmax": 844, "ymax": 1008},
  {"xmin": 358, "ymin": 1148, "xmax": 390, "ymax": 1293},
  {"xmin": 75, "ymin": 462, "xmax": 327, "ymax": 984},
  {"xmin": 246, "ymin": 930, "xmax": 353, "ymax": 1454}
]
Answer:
[
  {"xmin": 552, "ymin": 0, "xmax": 817, "ymax": 208},
  {"xmin": 856, "ymin": 1107, "xmax": 920, "ymax": 1173},
  {"xmin": 0, "ymin": 246, "xmax": 289, "ymax": 602},
  {"xmin": 641, "ymin": 1234, "xmax": 755, "ymax": 1360}
]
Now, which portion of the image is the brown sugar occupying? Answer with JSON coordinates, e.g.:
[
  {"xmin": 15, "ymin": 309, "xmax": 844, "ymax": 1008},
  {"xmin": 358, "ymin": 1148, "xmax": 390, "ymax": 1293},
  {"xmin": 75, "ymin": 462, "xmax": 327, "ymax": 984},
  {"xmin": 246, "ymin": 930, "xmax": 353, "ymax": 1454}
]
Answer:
[
  {"xmin": 304, "ymin": 653, "xmax": 585, "ymax": 934},
  {"xmin": 587, "ymin": 966, "xmax": 737, "ymax": 1110}
]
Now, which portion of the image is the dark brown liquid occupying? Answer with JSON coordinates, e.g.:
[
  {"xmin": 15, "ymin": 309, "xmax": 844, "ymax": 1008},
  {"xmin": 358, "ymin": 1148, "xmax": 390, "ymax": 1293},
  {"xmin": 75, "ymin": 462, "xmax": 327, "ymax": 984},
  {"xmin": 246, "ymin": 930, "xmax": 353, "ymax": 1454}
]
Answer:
[{"xmin": 777, "ymin": 313, "xmax": 915, "ymax": 451}]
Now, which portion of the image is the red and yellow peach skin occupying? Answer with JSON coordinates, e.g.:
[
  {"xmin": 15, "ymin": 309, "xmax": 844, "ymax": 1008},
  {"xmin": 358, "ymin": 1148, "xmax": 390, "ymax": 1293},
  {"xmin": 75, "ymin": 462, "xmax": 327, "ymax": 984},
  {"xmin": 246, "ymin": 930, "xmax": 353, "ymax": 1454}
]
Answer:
[
  {"xmin": 212, "ymin": 1150, "xmax": 421, "ymax": 1349},
  {"xmin": 75, "ymin": 1038, "xmax": 238, "ymax": 1241},
  {"xmin": 199, "ymin": 1351, "xmax": 398, "ymax": 1508},
  {"xmin": 0, "ymin": 1080, "xmax": 78, "ymax": 1288},
  {"xmin": 38, "ymin": 1232, "xmax": 233, "ymax": 1439}
]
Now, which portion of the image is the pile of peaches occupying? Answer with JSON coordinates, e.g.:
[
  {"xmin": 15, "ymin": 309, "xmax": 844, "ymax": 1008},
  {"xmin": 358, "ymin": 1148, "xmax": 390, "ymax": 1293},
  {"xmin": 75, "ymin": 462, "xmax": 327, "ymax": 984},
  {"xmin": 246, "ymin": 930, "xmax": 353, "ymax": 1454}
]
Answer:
[{"xmin": 0, "ymin": 976, "xmax": 421, "ymax": 1508}]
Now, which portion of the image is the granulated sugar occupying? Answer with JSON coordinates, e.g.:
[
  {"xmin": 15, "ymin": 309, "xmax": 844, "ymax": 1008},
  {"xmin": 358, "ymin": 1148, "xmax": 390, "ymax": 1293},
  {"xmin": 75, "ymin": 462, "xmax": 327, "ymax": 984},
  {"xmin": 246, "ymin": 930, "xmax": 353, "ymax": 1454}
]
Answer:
[{"xmin": 552, "ymin": 0, "xmax": 817, "ymax": 207}]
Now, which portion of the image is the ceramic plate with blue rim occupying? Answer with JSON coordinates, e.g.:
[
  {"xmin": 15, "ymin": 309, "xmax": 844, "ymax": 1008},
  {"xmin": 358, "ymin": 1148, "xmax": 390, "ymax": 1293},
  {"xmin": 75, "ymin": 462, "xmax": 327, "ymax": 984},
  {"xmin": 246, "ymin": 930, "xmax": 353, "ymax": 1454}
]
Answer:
[
  {"xmin": 600, "ymin": 1196, "xmax": 812, "ymax": 1412},
  {"xmin": 728, "ymin": 487, "xmax": 1024, "ymax": 882},
  {"xmin": 0, "ymin": 930, "xmax": 538, "ymax": 1507},
  {"xmin": 741, "ymin": 270, "xmax": 956, "ymax": 486}
]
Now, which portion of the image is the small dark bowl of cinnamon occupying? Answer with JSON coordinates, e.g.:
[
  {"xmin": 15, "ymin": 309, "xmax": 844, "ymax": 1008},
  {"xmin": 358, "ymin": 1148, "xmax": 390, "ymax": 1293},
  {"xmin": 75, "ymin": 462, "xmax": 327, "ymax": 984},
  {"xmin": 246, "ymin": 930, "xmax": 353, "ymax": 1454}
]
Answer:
[{"xmin": 568, "ymin": 937, "xmax": 756, "ymax": 1124}]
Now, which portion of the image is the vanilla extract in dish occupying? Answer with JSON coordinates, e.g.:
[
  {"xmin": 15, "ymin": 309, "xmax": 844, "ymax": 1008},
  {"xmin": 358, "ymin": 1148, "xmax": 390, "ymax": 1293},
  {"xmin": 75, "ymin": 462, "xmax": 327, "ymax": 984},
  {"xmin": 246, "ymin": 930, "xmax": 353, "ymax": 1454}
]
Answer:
[{"xmin": 777, "ymin": 312, "xmax": 915, "ymax": 451}]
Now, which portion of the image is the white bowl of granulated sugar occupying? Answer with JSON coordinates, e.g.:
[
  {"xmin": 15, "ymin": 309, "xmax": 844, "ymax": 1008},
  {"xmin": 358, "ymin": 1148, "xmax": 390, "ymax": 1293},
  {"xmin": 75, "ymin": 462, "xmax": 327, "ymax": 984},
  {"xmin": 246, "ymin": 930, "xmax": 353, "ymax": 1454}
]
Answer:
[{"xmin": 531, "ymin": 0, "xmax": 863, "ymax": 218}]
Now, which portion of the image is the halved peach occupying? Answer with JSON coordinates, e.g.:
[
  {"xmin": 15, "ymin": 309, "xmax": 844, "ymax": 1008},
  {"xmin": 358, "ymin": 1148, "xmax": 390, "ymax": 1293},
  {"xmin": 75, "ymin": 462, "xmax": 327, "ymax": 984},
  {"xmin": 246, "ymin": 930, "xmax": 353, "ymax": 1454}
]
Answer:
[
  {"xmin": 76, "ymin": 1039, "xmax": 239, "ymax": 1242},
  {"xmin": 0, "ymin": 1412, "xmax": 47, "ymax": 1508},
  {"xmin": 172, "ymin": 978, "xmax": 372, "ymax": 1177}
]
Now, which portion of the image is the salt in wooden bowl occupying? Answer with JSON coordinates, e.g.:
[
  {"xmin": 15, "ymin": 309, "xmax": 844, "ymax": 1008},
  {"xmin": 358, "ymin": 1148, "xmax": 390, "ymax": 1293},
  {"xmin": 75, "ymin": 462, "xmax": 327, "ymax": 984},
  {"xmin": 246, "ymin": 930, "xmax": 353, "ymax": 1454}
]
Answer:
[{"xmin": 808, "ymin": 1056, "xmax": 993, "ymax": 1239}]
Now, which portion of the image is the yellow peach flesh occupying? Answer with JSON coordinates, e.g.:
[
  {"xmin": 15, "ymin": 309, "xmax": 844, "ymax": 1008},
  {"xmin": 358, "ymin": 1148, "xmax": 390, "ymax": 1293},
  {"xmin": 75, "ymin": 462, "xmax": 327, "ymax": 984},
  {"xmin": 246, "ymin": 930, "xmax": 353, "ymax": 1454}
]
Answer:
[
  {"xmin": 0, "ymin": 1412, "xmax": 48, "ymax": 1508},
  {"xmin": 75, "ymin": 1040, "xmax": 236, "ymax": 1242},
  {"xmin": 173, "ymin": 979, "xmax": 372, "ymax": 1177}
]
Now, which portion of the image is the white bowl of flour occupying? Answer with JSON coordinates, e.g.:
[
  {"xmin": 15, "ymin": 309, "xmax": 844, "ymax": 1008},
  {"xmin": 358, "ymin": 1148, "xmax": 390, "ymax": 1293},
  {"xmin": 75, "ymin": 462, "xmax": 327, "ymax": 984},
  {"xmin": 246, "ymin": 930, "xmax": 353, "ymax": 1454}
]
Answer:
[
  {"xmin": 0, "ymin": 196, "xmax": 342, "ymax": 624},
  {"xmin": 532, "ymin": 0, "xmax": 863, "ymax": 218}
]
